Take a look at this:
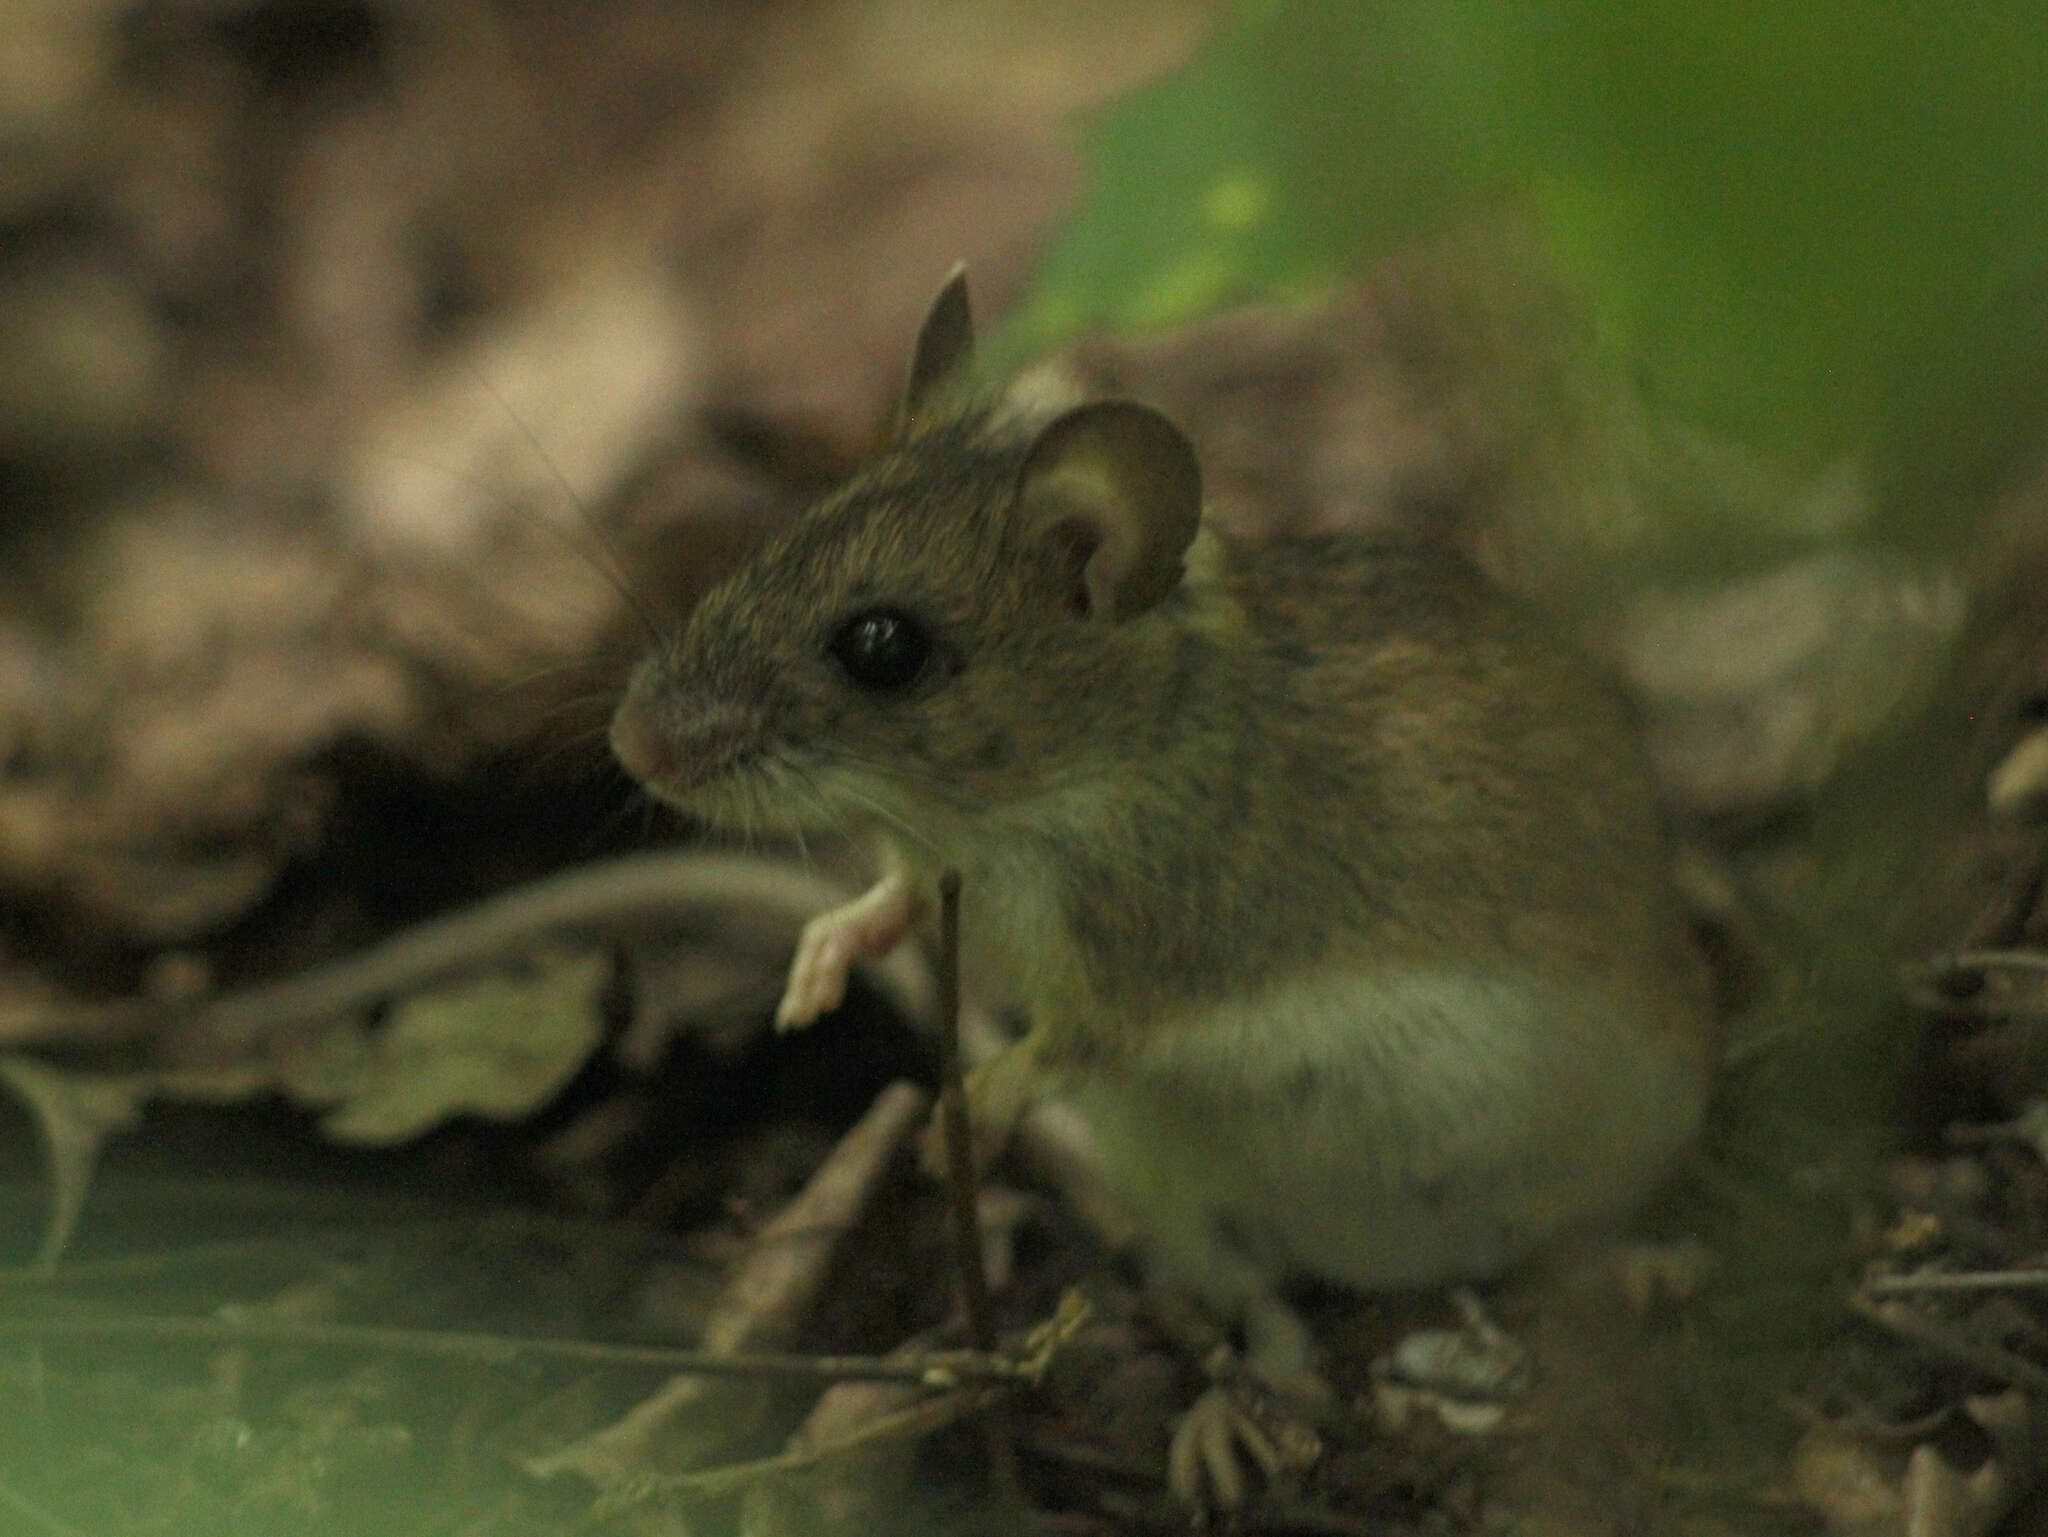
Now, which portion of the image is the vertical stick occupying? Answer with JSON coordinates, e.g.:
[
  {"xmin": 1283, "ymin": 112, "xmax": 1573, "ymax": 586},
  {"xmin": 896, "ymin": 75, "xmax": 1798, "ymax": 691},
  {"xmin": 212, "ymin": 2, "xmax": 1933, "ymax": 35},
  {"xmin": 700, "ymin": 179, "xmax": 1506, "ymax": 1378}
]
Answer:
[
  {"xmin": 934, "ymin": 870, "xmax": 994, "ymax": 1351},
  {"xmin": 932, "ymin": 870, "xmax": 1021, "ymax": 1503}
]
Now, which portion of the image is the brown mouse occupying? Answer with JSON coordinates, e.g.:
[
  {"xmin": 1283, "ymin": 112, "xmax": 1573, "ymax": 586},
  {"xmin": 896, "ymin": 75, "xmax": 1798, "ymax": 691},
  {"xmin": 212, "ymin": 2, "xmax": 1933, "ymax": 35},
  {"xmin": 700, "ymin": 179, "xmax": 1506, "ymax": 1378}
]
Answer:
[{"xmin": 610, "ymin": 269, "xmax": 1715, "ymax": 1506}]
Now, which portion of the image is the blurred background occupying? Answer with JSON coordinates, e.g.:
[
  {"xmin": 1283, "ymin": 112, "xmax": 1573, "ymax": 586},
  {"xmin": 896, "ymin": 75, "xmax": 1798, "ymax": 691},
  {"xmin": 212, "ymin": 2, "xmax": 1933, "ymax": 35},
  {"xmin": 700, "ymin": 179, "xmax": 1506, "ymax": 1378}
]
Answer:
[{"xmin": 5, "ymin": 2, "xmax": 2048, "ymax": 1533}]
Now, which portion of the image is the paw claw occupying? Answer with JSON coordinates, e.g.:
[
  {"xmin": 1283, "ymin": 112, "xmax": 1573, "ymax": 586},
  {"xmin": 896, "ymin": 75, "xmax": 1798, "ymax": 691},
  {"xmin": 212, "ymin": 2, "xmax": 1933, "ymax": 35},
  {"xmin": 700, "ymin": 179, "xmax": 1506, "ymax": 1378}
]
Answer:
[
  {"xmin": 774, "ymin": 868, "xmax": 916, "ymax": 1030},
  {"xmin": 1167, "ymin": 1377, "xmax": 1325, "ymax": 1512}
]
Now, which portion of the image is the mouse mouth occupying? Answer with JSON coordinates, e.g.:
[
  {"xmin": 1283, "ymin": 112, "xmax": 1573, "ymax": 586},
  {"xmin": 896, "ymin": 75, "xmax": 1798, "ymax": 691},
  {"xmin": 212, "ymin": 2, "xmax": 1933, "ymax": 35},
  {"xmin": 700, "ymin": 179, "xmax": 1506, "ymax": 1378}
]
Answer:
[
  {"xmin": 608, "ymin": 687, "xmax": 849, "ymax": 837},
  {"xmin": 610, "ymin": 665, "xmax": 941, "ymax": 841},
  {"xmin": 608, "ymin": 681, "xmax": 776, "ymax": 807},
  {"xmin": 658, "ymin": 749, "xmax": 890, "ymax": 843},
  {"xmin": 610, "ymin": 693, "xmax": 736, "ymax": 786}
]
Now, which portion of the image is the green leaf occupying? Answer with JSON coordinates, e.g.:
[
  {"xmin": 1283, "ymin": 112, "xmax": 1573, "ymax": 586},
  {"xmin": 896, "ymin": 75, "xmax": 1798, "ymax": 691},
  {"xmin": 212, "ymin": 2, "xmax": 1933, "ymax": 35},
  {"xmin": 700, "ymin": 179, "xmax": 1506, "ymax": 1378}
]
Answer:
[{"xmin": 1030, "ymin": 0, "xmax": 2048, "ymax": 515}]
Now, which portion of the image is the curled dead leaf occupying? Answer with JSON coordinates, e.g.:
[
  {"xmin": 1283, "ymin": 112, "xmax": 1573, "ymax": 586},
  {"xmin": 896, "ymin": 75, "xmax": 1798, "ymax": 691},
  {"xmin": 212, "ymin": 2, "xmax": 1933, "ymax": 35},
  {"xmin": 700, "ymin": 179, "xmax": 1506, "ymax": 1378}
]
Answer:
[
  {"xmin": 1793, "ymin": 1391, "xmax": 2043, "ymax": 1537},
  {"xmin": 315, "ymin": 947, "xmax": 609, "ymax": 1145},
  {"xmin": 0, "ymin": 1055, "xmax": 150, "ymax": 1266}
]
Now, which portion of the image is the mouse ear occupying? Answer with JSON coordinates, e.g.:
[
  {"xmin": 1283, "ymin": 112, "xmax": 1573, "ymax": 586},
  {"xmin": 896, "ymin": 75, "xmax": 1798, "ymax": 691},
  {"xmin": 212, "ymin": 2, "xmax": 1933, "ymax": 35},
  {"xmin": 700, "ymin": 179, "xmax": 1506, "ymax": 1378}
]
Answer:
[
  {"xmin": 901, "ymin": 263, "xmax": 975, "ymax": 423},
  {"xmin": 1014, "ymin": 400, "xmax": 1202, "ymax": 621}
]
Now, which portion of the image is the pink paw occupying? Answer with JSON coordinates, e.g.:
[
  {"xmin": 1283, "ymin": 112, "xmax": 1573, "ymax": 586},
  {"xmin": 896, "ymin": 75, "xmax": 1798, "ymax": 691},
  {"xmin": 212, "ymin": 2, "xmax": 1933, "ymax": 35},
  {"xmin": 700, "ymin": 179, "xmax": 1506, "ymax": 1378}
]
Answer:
[
  {"xmin": 776, "ymin": 868, "xmax": 916, "ymax": 1030},
  {"xmin": 1167, "ymin": 1373, "xmax": 1326, "ymax": 1511}
]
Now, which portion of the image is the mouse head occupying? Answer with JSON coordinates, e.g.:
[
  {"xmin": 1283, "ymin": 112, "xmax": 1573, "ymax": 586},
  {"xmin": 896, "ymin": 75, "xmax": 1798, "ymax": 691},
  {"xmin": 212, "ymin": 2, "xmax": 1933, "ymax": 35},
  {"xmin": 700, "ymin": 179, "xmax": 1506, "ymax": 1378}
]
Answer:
[{"xmin": 611, "ymin": 269, "xmax": 1204, "ymax": 844}]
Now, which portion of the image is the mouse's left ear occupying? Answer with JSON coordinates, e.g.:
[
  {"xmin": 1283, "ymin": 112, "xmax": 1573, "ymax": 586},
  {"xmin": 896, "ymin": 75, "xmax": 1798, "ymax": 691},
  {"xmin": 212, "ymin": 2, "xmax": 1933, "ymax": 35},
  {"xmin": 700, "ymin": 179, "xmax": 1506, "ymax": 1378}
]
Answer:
[
  {"xmin": 901, "ymin": 264, "xmax": 975, "ymax": 424},
  {"xmin": 1014, "ymin": 400, "xmax": 1202, "ymax": 621}
]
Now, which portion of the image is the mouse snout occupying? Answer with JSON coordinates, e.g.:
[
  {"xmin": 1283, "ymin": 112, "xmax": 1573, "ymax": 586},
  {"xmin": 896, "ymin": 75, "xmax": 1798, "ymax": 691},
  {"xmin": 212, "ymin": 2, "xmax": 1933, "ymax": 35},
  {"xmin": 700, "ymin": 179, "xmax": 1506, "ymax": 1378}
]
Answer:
[
  {"xmin": 610, "ymin": 685, "xmax": 763, "ymax": 800},
  {"xmin": 608, "ymin": 694, "xmax": 676, "ymax": 787}
]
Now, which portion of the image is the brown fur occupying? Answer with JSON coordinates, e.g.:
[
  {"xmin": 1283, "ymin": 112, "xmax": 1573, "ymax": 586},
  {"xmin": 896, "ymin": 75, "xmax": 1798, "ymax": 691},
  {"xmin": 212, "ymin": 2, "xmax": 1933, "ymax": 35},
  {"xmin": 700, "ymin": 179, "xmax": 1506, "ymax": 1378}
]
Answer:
[
  {"xmin": 612, "ymin": 285, "xmax": 1716, "ymax": 1468},
  {"xmin": 615, "ymin": 397, "xmax": 1707, "ymax": 1065}
]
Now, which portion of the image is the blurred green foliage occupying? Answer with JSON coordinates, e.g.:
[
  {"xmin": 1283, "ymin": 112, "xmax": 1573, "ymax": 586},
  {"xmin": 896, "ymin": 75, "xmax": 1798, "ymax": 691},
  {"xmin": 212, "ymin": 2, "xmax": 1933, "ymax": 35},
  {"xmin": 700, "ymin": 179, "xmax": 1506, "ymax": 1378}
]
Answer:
[{"xmin": 1025, "ymin": 0, "xmax": 2048, "ymax": 514}]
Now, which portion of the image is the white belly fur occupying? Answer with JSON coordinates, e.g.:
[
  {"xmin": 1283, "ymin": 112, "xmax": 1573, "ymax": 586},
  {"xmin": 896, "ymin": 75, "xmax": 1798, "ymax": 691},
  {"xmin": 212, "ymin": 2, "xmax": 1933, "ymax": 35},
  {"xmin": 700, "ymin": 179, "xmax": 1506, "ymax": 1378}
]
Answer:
[{"xmin": 1064, "ymin": 969, "xmax": 1705, "ymax": 1311}]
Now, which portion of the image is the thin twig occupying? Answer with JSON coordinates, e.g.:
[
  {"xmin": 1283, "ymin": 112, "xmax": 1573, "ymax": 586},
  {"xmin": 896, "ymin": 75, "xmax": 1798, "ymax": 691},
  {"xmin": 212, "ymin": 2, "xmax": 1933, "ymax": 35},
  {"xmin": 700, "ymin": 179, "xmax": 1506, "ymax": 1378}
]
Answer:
[
  {"xmin": 1865, "ymin": 1269, "xmax": 2048, "ymax": 1296},
  {"xmin": 527, "ymin": 1079, "xmax": 930, "ymax": 1485},
  {"xmin": 1931, "ymin": 950, "xmax": 2048, "ymax": 976},
  {"xmin": 935, "ymin": 870, "xmax": 993, "ymax": 1352},
  {"xmin": 932, "ymin": 869, "xmax": 1024, "ymax": 1506},
  {"xmin": 1903, "ymin": 987, "xmax": 2048, "ymax": 1018},
  {"xmin": 602, "ymin": 1293, "xmax": 1092, "ymax": 1517},
  {"xmin": 1907, "ymin": 949, "xmax": 2048, "ymax": 1015},
  {"xmin": 0, "ymin": 1232, "xmax": 338, "ymax": 1290},
  {"xmin": 0, "ymin": 1309, "xmax": 1035, "ymax": 1383},
  {"xmin": 595, "ymin": 1385, "xmax": 1006, "ymax": 1510},
  {"xmin": 0, "ymin": 1282, "xmax": 1085, "ymax": 1383},
  {"xmin": 1848, "ymin": 1291, "xmax": 2048, "ymax": 1396}
]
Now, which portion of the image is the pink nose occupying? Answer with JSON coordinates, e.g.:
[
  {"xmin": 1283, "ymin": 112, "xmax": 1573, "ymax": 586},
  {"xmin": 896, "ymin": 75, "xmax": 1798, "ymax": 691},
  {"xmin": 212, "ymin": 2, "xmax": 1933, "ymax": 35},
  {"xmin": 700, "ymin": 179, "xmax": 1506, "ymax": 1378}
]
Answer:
[
  {"xmin": 610, "ymin": 690, "xmax": 759, "ymax": 797},
  {"xmin": 609, "ymin": 698, "xmax": 676, "ymax": 787}
]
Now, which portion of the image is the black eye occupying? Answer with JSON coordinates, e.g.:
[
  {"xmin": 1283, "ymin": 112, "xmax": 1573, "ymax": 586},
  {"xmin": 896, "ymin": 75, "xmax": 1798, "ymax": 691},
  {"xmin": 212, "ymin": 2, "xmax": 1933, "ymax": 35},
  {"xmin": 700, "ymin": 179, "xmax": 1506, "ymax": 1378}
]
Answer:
[{"xmin": 829, "ymin": 607, "xmax": 932, "ymax": 691}]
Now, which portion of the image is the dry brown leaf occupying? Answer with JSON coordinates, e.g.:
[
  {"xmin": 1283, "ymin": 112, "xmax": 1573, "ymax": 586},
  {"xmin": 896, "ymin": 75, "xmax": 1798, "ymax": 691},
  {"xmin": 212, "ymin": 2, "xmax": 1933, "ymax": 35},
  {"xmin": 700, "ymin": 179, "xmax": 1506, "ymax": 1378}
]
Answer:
[
  {"xmin": 1792, "ymin": 1391, "xmax": 2044, "ymax": 1537},
  {"xmin": 0, "ymin": 1054, "xmax": 150, "ymax": 1266},
  {"xmin": 314, "ymin": 946, "xmax": 608, "ymax": 1144},
  {"xmin": 0, "ymin": 0, "xmax": 1217, "ymax": 952}
]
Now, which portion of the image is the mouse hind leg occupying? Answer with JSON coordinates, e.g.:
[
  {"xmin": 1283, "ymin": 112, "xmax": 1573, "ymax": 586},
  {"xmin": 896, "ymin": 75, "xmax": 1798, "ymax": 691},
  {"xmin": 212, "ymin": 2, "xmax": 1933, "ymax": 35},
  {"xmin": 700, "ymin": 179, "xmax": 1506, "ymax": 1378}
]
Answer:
[
  {"xmin": 1155, "ymin": 1247, "xmax": 1334, "ymax": 1510},
  {"xmin": 1083, "ymin": 1093, "xmax": 1335, "ymax": 1508}
]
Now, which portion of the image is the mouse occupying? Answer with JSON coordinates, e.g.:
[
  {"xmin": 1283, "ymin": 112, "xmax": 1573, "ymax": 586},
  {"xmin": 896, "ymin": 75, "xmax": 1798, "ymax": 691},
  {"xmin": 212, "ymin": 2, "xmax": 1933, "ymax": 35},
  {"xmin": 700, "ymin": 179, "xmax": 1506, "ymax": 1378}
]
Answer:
[{"xmin": 609, "ymin": 268, "xmax": 1717, "ymax": 1508}]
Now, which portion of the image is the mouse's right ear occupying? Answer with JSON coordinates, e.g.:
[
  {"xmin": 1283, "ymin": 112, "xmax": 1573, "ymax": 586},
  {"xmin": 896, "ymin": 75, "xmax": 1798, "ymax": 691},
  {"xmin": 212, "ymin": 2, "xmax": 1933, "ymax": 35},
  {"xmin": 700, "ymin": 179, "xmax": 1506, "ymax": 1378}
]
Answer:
[
  {"xmin": 901, "ymin": 264, "xmax": 974, "ymax": 424},
  {"xmin": 1014, "ymin": 400, "xmax": 1202, "ymax": 622}
]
